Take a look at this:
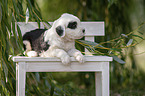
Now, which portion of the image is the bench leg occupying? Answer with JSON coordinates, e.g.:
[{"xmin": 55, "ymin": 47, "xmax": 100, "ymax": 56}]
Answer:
[
  {"xmin": 16, "ymin": 62, "xmax": 26, "ymax": 96},
  {"xmin": 95, "ymin": 62, "xmax": 109, "ymax": 96},
  {"xmin": 95, "ymin": 72, "xmax": 102, "ymax": 96}
]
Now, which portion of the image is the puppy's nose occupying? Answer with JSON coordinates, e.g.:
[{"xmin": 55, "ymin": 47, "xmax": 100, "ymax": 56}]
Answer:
[{"xmin": 82, "ymin": 29, "xmax": 85, "ymax": 33}]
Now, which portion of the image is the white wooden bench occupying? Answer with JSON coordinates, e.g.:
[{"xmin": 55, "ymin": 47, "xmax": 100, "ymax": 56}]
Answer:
[{"xmin": 12, "ymin": 22, "xmax": 112, "ymax": 96}]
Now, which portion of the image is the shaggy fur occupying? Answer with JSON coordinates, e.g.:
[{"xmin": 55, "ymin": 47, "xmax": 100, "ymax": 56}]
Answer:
[{"xmin": 23, "ymin": 13, "xmax": 85, "ymax": 65}]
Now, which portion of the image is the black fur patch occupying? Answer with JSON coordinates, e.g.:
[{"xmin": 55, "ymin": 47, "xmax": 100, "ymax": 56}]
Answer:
[
  {"xmin": 56, "ymin": 26, "xmax": 64, "ymax": 37},
  {"xmin": 23, "ymin": 44, "xmax": 26, "ymax": 50},
  {"xmin": 23, "ymin": 29, "xmax": 50, "ymax": 54},
  {"xmin": 67, "ymin": 21, "xmax": 77, "ymax": 29}
]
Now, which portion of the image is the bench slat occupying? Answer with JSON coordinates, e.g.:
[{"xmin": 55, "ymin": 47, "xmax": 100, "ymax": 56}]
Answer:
[
  {"xmin": 13, "ymin": 56, "xmax": 112, "ymax": 62},
  {"xmin": 24, "ymin": 62, "xmax": 107, "ymax": 72},
  {"xmin": 17, "ymin": 22, "xmax": 104, "ymax": 36}
]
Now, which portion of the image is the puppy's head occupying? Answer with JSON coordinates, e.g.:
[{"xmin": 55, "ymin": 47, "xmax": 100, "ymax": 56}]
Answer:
[{"xmin": 53, "ymin": 13, "xmax": 85, "ymax": 40}]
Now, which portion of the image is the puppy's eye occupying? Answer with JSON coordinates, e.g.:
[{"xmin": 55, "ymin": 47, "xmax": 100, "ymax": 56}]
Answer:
[{"xmin": 67, "ymin": 21, "xmax": 77, "ymax": 29}]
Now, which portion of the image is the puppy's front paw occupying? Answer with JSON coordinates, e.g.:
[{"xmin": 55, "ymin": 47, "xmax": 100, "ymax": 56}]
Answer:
[
  {"xmin": 25, "ymin": 51, "xmax": 38, "ymax": 57},
  {"xmin": 61, "ymin": 55, "xmax": 71, "ymax": 65},
  {"xmin": 76, "ymin": 55, "xmax": 85, "ymax": 64}
]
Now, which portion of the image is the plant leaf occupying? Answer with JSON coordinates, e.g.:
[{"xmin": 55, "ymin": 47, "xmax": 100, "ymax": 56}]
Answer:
[
  {"xmin": 35, "ymin": 72, "xmax": 40, "ymax": 82},
  {"xmin": 126, "ymin": 39, "xmax": 133, "ymax": 46},
  {"xmin": 121, "ymin": 34, "xmax": 128, "ymax": 38},
  {"xmin": 50, "ymin": 80, "xmax": 54, "ymax": 96},
  {"xmin": 112, "ymin": 56, "xmax": 125, "ymax": 64},
  {"xmin": 132, "ymin": 34, "xmax": 144, "ymax": 40},
  {"xmin": 0, "ymin": 4, "xmax": 2, "ymax": 23},
  {"xmin": 110, "ymin": 48, "xmax": 122, "ymax": 52},
  {"xmin": 43, "ymin": 20, "xmax": 51, "ymax": 29},
  {"xmin": 2, "ymin": 61, "xmax": 8, "ymax": 81},
  {"xmin": 17, "ymin": 24, "xmax": 23, "ymax": 45},
  {"xmin": 12, "ymin": 0, "xmax": 19, "ymax": 18},
  {"xmin": 26, "ymin": 8, "xmax": 29, "ymax": 24},
  {"xmin": 138, "ymin": 31, "xmax": 144, "ymax": 35},
  {"xmin": 17, "ymin": 1, "xmax": 25, "ymax": 21},
  {"xmin": 78, "ymin": 40, "xmax": 104, "ymax": 48}
]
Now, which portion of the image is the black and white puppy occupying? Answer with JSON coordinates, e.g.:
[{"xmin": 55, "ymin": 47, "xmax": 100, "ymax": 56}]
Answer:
[{"xmin": 23, "ymin": 13, "xmax": 85, "ymax": 65}]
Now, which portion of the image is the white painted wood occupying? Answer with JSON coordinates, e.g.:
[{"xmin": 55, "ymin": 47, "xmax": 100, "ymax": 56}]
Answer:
[
  {"xmin": 16, "ymin": 62, "xmax": 18, "ymax": 95},
  {"xmin": 17, "ymin": 62, "xmax": 26, "ymax": 96},
  {"xmin": 95, "ymin": 62, "xmax": 109, "ymax": 96},
  {"xmin": 85, "ymin": 36, "xmax": 95, "ymax": 42},
  {"xmin": 17, "ymin": 22, "xmax": 104, "ymax": 36},
  {"xmin": 95, "ymin": 72, "xmax": 102, "ymax": 96},
  {"xmin": 25, "ymin": 62, "xmax": 104, "ymax": 72},
  {"xmin": 13, "ymin": 56, "xmax": 112, "ymax": 96},
  {"xmin": 12, "ymin": 56, "xmax": 112, "ymax": 62},
  {"xmin": 102, "ymin": 62, "xmax": 109, "ymax": 96},
  {"xmin": 82, "ymin": 22, "xmax": 104, "ymax": 36},
  {"xmin": 12, "ymin": 22, "xmax": 112, "ymax": 96},
  {"xmin": 13, "ymin": 56, "xmax": 112, "ymax": 72}
]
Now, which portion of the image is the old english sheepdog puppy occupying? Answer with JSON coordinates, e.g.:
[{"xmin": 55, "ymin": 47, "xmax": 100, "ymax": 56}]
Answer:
[{"xmin": 23, "ymin": 13, "xmax": 85, "ymax": 65}]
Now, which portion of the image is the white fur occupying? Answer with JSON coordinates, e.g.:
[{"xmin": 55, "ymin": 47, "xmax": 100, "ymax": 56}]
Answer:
[
  {"xmin": 26, "ymin": 13, "xmax": 85, "ymax": 65},
  {"xmin": 42, "ymin": 13, "xmax": 85, "ymax": 65},
  {"xmin": 26, "ymin": 51, "xmax": 38, "ymax": 57},
  {"xmin": 23, "ymin": 40, "xmax": 32, "ymax": 51}
]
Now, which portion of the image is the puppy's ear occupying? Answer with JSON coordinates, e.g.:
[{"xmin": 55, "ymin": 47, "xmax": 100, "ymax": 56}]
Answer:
[{"xmin": 56, "ymin": 26, "xmax": 65, "ymax": 37}]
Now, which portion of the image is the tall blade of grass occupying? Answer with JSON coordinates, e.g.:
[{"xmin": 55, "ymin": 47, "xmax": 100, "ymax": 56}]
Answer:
[
  {"xmin": 12, "ymin": 0, "xmax": 20, "ymax": 20},
  {"xmin": 0, "ymin": 3, "xmax": 2, "ymax": 23}
]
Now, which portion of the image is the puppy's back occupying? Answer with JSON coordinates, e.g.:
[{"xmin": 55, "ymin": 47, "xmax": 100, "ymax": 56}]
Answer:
[{"xmin": 23, "ymin": 29, "xmax": 50, "ymax": 54}]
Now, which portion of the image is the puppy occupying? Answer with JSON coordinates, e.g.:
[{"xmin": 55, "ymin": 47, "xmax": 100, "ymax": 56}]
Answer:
[{"xmin": 23, "ymin": 13, "xmax": 85, "ymax": 65}]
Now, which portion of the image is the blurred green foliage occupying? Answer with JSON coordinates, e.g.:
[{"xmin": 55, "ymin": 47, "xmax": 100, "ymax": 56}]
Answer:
[{"xmin": 0, "ymin": 0, "xmax": 145, "ymax": 96}]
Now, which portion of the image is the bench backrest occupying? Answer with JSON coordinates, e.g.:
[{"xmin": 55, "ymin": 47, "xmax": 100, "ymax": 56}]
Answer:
[{"xmin": 18, "ymin": 22, "xmax": 104, "ymax": 42}]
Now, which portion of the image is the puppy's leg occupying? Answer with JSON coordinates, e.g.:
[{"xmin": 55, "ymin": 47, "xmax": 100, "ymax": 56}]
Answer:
[
  {"xmin": 52, "ymin": 49, "xmax": 71, "ymax": 65},
  {"xmin": 23, "ymin": 40, "xmax": 38, "ymax": 57},
  {"xmin": 68, "ymin": 49, "xmax": 85, "ymax": 64},
  {"xmin": 41, "ymin": 48, "xmax": 71, "ymax": 65},
  {"xmin": 23, "ymin": 40, "xmax": 32, "ymax": 51},
  {"xmin": 25, "ymin": 51, "xmax": 38, "ymax": 57}
]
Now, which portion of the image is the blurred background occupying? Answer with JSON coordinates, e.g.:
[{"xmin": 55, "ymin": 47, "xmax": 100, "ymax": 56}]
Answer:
[{"xmin": 1, "ymin": 0, "xmax": 145, "ymax": 96}]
